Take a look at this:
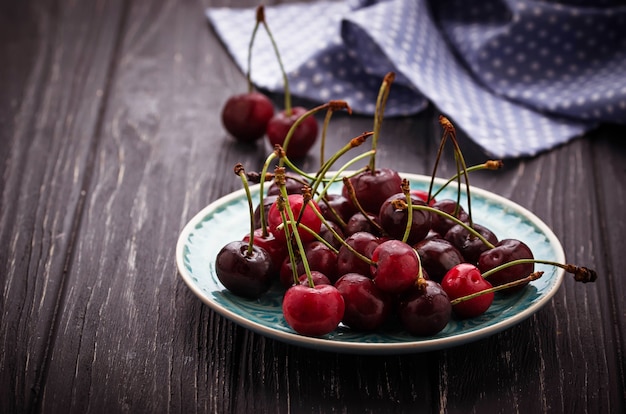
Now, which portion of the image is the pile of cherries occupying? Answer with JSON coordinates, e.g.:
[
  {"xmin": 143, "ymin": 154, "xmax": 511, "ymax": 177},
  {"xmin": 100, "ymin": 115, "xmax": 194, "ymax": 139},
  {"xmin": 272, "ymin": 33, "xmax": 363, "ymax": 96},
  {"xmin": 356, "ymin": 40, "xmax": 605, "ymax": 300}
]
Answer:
[{"xmin": 214, "ymin": 72, "xmax": 596, "ymax": 337}]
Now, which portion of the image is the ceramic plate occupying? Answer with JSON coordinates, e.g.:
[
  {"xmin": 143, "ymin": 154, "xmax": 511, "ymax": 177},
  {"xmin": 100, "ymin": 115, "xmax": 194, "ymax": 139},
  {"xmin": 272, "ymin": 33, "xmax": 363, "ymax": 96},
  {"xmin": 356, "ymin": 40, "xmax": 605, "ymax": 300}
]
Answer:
[{"xmin": 176, "ymin": 173, "xmax": 565, "ymax": 354}]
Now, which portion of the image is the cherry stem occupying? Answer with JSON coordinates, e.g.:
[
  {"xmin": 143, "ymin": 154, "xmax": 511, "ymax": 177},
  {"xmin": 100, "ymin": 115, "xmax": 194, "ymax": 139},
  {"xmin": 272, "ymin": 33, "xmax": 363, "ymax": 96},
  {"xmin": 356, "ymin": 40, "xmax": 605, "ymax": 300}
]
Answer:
[
  {"xmin": 369, "ymin": 72, "xmax": 395, "ymax": 172},
  {"xmin": 258, "ymin": 6, "xmax": 291, "ymax": 115},
  {"xmin": 430, "ymin": 160, "xmax": 503, "ymax": 200},
  {"xmin": 275, "ymin": 167, "xmax": 315, "ymax": 287},
  {"xmin": 310, "ymin": 205, "xmax": 375, "ymax": 266},
  {"xmin": 258, "ymin": 150, "xmax": 279, "ymax": 236},
  {"xmin": 234, "ymin": 163, "xmax": 256, "ymax": 256},
  {"xmin": 401, "ymin": 179, "xmax": 413, "ymax": 244},
  {"xmin": 310, "ymin": 131, "xmax": 372, "ymax": 197},
  {"xmin": 276, "ymin": 196, "xmax": 299, "ymax": 285},
  {"xmin": 410, "ymin": 204, "xmax": 496, "ymax": 249},
  {"xmin": 313, "ymin": 151, "xmax": 374, "ymax": 203},
  {"xmin": 245, "ymin": 6, "xmax": 264, "ymax": 93},
  {"xmin": 427, "ymin": 118, "xmax": 448, "ymax": 203},
  {"xmin": 450, "ymin": 271, "xmax": 544, "ymax": 305},
  {"xmin": 440, "ymin": 115, "xmax": 474, "ymax": 227},
  {"xmin": 343, "ymin": 177, "xmax": 386, "ymax": 235},
  {"xmin": 481, "ymin": 259, "xmax": 598, "ymax": 283},
  {"xmin": 279, "ymin": 102, "xmax": 349, "ymax": 167},
  {"xmin": 320, "ymin": 101, "xmax": 353, "ymax": 167}
]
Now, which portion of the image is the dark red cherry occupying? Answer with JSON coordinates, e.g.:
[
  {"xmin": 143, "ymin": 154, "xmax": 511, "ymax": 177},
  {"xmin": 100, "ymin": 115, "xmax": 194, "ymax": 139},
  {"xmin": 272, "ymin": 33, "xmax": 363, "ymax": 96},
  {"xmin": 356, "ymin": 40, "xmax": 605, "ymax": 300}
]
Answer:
[
  {"xmin": 370, "ymin": 239, "xmax": 420, "ymax": 294},
  {"xmin": 441, "ymin": 263, "xmax": 494, "ymax": 319},
  {"xmin": 430, "ymin": 199, "xmax": 469, "ymax": 235},
  {"xmin": 266, "ymin": 107, "xmax": 318, "ymax": 159},
  {"xmin": 378, "ymin": 194, "xmax": 432, "ymax": 245},
  {"xmin": 221, "ymin": 92, "xmax": 274, "ymax": 142},
  {"xmin": 215, "ymin": 241, "xmax": 273, "ymax": 299},
  {"xmin": 444, "ymin": 223, "xmax": 498, "ymax": 265},
  {"xmin": 342, "ymin": 168, "xmax": 403, "ymax": 214},
  {"xmin": 414, "ymin": 237, "xmax": 464, "ymax": 283},
  {"xmin": 477, "ymin": 238, "xmax": 534, "ymax": 293},
  {"xmin": 335, "ymin": 273, "xmax": 393, "ymax": 331},
  {"xmin": 344, "ymin": 212, "xmax": 380, "ymax": 237},
  {"xmin": 318, "ymin": 221, "xmax": 345, "ymax": 251},
  {"xmin": 336, "ymin": 231, "xmax": 382, "ymax": 278},
  {"xmin": 319, "ymin": 194, "xmax": 357, "ymax": 224},
  {"xmin": 282, "ymin": 284, "xmax": 345, "ymax": 336},
  {"xmin": 397, "ymin": 280, "xmax": 451, "ymax": 336}
]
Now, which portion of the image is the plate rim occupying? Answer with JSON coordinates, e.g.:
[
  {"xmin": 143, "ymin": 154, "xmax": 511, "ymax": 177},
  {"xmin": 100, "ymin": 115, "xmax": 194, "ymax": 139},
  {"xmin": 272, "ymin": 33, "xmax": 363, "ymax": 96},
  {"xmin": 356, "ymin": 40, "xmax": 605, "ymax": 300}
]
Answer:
[{"xmin": 175, "ymin": 172, "xmax": 566, "ymax": 354}]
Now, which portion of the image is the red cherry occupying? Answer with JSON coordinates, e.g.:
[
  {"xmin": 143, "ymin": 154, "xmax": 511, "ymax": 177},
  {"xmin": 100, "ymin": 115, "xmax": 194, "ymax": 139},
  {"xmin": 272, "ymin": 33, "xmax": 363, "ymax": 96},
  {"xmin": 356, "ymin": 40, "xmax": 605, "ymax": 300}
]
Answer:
[
  {"xmin": 267, "ymin": 194, "xmax": 322, "ymax": 244},
  {"xmin": 282, "ymin": 284, "xmax": 345, "ymax": 336},
  {"xmin": 370, "ymin": 239, "xmax": 420, "ymax": 294},
  {"xmin": 243, "ymin": 228, "xmax": 286, "ymax": 272},
  {"xmin": 266, "ymin": 107, "xmax": 318, "ymax": 158},
  {"xmin": 342, "ymin": 168, "xmax": 403, "ymax": 214},
  {"xmin": 221, "ymin": 92, "xmax": 274, "ymax": 142},
  {"xmin": 397, "ymin": 280, "xmax": 451, "ymax": 336},
  {"xmin": 477, "ymin": 239, "xmax": 534, "ymax": 293},
  {"xmin": 335, "ymin": 273, "xmax": 392, "ymax": 331},
  {"xmin": 441, "ymin": 263, "xmax": 494, "ymax": 319}
]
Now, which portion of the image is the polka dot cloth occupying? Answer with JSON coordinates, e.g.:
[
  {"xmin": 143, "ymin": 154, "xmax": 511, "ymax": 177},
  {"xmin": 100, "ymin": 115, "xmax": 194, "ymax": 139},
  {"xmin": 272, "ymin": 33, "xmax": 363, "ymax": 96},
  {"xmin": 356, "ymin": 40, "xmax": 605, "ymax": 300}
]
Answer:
[{"xmin": 206, "ymin": 0, "xmax": 626, "ymax": 158}]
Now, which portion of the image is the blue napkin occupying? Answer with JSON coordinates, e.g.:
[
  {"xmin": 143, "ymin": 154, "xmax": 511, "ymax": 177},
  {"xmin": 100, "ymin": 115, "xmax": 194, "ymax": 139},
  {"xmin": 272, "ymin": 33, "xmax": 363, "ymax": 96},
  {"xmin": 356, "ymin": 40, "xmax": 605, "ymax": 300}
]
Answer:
[{"xmin": 207, "ymin": 0, "xmax": 626, "ymax": 158}]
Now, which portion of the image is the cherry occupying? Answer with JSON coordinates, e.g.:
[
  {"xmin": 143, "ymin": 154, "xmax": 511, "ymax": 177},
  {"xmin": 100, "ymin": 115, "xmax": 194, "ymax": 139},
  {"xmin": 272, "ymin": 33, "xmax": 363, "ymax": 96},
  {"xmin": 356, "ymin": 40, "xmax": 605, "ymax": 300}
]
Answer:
[
  {"xmin": 282, "ymin": 284, "xmax": 345, "ymax": 336},
  {"xmin": 444, "ymin": 222, "xmax": 498, "ymax": 265},
  {"xmin": 441, "ymin": 263, "xmax": 494, "ymax": 319},
  {"xmin": 318, "ymin": 193, "xmax": 356, "ymax": 224},
  {"xmin": 221, "ymin": 92, "xmax": 274, "ymax": 143},
  {"xmin": 215, "ymin": 241, "xmax": 274, "ymax": 299},
  {"xmin": 397, "ymin": 280, "xmax": 451, "ymax": 336},
  {"xmin": 430, "ymin": 199, "xmax": 469, "ymax": 235},
  {"xmin": 342, "ymin": 168, "xmax": 403, "ymax": 214},
  {"xmin": 370, "ymin": 239, "xmax": 420, "ymax": 294},
  {"xmin": 378, "ymin": 194, "xmax": 431, "ymax": 245},
  {"xmin": 267, "ymin": 107, "xmax": 319, "ymax": 159},
  {"xmin": 280, "ymin": 241, "xmax": 338, "ymax": 287},
  {"xmin": 335, "ymin": 273, "xmax": 392, "ymax": 331},
  {"xmin": 336, "ymin": 231, "xmax": 381, "ymax": 278},
  {"xmin": 298, "ymin": 271, "xmax": 332, "ymax": 286},
  {"xmin": 267, "ymin": 193, "xmax": 322, "ymax": 244},
  {"xmin": 414, "ymin": 237, "xmax": 464, "ymax": 283},
  {"xmin": 318, "ymin": 221, "xmax": 345, "ymax": 251},
  {"xmin": 477, "ymin": 238, "xmax": 534, "ymax": 293},
  {"xmin": 344, "ymin": 212, "xmax": 381, "ymax": 237}
]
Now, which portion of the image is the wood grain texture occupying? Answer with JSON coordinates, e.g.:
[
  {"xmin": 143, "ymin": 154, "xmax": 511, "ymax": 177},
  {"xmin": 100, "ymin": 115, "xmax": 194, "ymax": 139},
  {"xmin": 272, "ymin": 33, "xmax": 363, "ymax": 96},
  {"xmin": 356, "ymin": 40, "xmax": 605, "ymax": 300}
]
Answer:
[{"xmin": 1, "ymin": 0, "xmax": 624, "ymax": 413}]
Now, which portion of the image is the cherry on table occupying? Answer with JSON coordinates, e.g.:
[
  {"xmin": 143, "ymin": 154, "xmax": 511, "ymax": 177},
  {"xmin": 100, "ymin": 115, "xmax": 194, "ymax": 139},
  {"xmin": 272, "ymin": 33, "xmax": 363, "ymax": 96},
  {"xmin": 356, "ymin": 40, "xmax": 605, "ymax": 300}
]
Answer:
[
  {"xmin": 221, "ymin": 92, "xmax": 274, "ymax": 143},
  {"xmin": 266, "ymin": 107, "xmax": 319, "ymax": 159}
]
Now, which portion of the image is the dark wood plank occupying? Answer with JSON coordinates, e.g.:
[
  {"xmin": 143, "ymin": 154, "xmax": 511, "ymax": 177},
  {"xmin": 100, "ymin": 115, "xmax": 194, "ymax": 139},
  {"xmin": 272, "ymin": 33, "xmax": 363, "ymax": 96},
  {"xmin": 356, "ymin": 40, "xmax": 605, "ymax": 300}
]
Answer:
[{"xmin": 0, "ymin": 0, "xmax": 126, "ymax": 412}]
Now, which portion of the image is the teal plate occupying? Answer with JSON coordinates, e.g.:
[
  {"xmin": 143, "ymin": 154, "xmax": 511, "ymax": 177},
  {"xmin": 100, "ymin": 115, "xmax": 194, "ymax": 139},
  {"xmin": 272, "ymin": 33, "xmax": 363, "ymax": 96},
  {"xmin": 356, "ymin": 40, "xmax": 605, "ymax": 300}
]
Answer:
[{"xmin": 176, "ymin": 173, "xmax": 565, "ymax": 354}]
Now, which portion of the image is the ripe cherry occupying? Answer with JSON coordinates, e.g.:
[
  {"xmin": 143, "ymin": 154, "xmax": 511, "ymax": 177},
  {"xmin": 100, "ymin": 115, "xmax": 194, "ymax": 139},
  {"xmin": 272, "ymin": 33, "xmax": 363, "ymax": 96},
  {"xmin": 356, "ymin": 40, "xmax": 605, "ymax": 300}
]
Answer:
[
  {"xmin": 430, "ymin": 199, "xmax": 469, "ymax": 235},
  {"xmin": 378, "ymin": 194, "xmax": 431, "ymax": 245},
  {"xmin": 414, "ymin": 237, "xmax": 464, "ymax": 283},
  {"xmin": 282, "ymin": 284, "xmax": 345, "ymax": 336},
  {"xmin": 342, "ymin": 168, "xmax": 403, "ymax": 214},
  {"xmin": 397, "ymin": 280, "xmax": 451, "ymax": 336},
  {"xmin": 242, "ymin": 227, "xmax": 286, "ymax": 272},
  {"xmin": 477, "ymin": 238, "xmax": 534, "ymax": 293},
  {"xmin": 221, "ymin": 92, "xmax": 274, "ymax": 143},
  {"xmin": 441, "ymin": 263, "xmax": 494, "ymax": 319},
  {"xmin": 267, "ymin": 107, "xmax": 319, "ymax": 159},
  {"xmin": 370, "ymin": 239, "xmax": 420, "ymax": 294},
  {"xmin": 335, "ymin": 273, "xmax": 392, "ymax": 331},
  {"xmin": 444, "ymin": 222, "xmax": 498, "ymax": 264},
  {"xmin": 337, "ymin": 231, "xmax": 381, "ymax": 278},
  {"xmin": 215, "ymin": 241, "xmax": 274, "ymax": 299}
]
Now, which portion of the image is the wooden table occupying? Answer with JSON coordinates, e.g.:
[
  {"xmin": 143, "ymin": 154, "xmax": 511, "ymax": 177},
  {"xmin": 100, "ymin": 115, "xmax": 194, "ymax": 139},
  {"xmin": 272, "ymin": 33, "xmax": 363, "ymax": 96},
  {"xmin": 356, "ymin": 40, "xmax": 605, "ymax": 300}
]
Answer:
[{"xmin": 2, "ymin": 0, "xmax": 625, "ymax": 412}]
